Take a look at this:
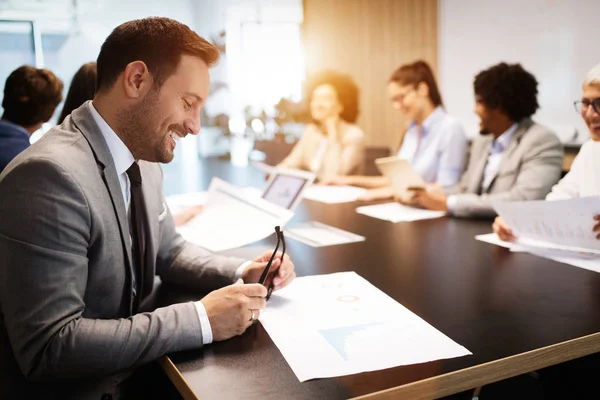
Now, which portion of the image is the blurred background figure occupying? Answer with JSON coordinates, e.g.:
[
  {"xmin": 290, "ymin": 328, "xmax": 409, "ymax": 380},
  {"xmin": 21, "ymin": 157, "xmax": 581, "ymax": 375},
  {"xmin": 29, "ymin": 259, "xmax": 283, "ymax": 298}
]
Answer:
[
  {"xmin": 277, "ymin": 69, "xmax": 365, "ymax": 180},
  {"xmin": 57, "ymin": 62, "xmax": 97, "ymax": 124},
  {"xmin": 323, "ymin": 60, "xmax": 467, "ymax": 201},
  {"xmin": 0, "ymin": 65, "xmax": 63, "ymax": 173}
]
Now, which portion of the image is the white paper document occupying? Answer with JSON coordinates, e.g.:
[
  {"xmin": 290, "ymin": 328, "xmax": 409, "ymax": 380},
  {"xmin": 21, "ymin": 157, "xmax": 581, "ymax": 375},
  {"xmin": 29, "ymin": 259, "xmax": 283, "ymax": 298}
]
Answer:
[
  {"xmin": 303, "ymin": 185, "xmax": 367, "ymax": 204},
  {"xmin": 286, "ymin": 221, "xmax": 365, "ymax": 247},
  {"xmin": 475, "ymin": 233, "xmax": 600, "ymax": 273},
  {"xmin": 260, "ymin": 272, "xmax": 471, "ymax": 382},
  {"xmin": 356, "ymin": 202, "xmax": 446, "ymax": 223},
  {"xmin": 492, "ymin": 197, "xmax": 600, "ymax": 253},
  {"xmin": 176, "ymin": 178, "xmax": 293, "ymax": 252}
]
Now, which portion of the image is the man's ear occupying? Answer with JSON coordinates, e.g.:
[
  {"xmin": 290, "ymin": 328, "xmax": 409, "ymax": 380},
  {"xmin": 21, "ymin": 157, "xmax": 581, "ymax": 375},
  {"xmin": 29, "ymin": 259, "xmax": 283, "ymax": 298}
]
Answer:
[{"xmin": 122, "ymin": 61, "xmax": 153, "ymax": 99}]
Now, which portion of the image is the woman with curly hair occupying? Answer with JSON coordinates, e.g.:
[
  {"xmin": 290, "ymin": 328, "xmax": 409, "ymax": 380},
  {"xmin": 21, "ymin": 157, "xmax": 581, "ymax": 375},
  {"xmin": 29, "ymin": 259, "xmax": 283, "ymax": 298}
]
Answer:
[
  {"xmin": 323, "ymin": 60, "xmax": 468, "ymax": 200},
  {"xmin": 407, "ymin": 62, "xmax": 563, "ymax": 217},
  {"xmin": 277, "ymin": 70, "xmax": 365, "ymax": 179}
]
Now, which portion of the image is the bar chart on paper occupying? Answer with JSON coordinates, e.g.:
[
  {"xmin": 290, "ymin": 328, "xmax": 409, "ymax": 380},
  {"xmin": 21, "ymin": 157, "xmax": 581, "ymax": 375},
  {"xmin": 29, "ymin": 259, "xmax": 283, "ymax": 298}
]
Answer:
[{"xmin": 259, "ymin": 272, "xmax": 471, "ymax": 381}]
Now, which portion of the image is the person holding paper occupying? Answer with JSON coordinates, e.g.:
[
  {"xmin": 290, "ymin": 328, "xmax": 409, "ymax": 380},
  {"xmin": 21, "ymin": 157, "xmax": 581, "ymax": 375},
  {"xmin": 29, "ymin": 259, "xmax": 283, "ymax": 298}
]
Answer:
[
  {"xmin": 494, "ymin": 62, "xmax": 600, "ymax": 241},
  {"xmin": 323, "ymin": 60, "xmax": 467, "ymax": 201},
  {"xmin": 277, "ymin": 70, "xmax": 365, "ymax": 180},
  {"xmin": 0, "ymin": 18, "xmax": 296, "ymax": 399},
  {"xmin": 406, "ymin": 63, "xmax": 563, "ymax": 217}
]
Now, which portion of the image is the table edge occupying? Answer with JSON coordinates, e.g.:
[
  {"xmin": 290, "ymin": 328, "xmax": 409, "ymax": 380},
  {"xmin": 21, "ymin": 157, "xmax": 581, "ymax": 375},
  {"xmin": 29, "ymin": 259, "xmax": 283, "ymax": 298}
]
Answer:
[
  {"xmin": 159, "ymin": 355, "xmax": 199, "ymax": 400},
  {"xmin": 351, "ymin": 331, "xmax": 600, "ymax": 400}
]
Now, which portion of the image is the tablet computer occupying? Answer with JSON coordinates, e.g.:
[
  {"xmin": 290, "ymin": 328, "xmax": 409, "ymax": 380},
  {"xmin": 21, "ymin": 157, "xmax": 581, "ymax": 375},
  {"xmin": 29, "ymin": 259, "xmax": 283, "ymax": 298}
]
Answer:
[
  {"xmin": 261, "ymin": 168, "xmax": 315, "ymax": 210},
  {"xmin": 375, "ymin": 156, "xmax": 424, "ymax": 199}
]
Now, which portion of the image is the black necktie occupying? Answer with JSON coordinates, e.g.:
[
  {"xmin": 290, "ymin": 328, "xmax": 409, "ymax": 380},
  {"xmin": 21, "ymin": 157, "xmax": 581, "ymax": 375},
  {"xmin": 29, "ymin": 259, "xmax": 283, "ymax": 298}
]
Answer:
[{"xmin": 126, "ymin": 162, "xmax": 147, "ymax": 313}]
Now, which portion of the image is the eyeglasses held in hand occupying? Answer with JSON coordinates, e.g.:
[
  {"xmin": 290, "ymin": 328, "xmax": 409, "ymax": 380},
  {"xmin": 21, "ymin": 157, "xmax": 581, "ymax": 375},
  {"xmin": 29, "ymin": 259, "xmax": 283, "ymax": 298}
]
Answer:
[
  {"xmin": 574, "ymin": 98, "xmax": 600, "ymax": 114},
  {"xmin": 258, "ymin": 226, "xmax": 286, "ymax": 301}
]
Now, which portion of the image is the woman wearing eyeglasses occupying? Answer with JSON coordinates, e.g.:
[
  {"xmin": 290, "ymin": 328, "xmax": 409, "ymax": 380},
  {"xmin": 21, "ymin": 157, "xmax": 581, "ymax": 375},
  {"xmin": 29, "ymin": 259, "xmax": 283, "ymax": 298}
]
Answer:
[
  {"xmin": 323, "ymin": 60, "xmax": 468, "ymax": 201},
  {"xmin": 493, "ymin": 62, "xmax": 600, "ymax": 241}
]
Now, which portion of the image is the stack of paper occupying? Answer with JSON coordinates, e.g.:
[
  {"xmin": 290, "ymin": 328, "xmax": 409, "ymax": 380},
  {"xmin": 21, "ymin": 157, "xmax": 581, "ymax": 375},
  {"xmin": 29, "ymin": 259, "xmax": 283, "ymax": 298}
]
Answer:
[
  {"xmin": 177, "ymin": 179, "xmax": 293, "ymax": 252},
  {"xmin": 356, "ymin": 202, "xmax": 446, "ymax": 222},
  {"xmin": 286, "ymin": 221, "xmax": 365, "ymax": 247},
  {"xmin": 476, "ymin": 233, "xmax": 600, "ymax": 273},
  {"xmin": 260, "ymin": 272, "xmax": 471, "ymax": 382},
  {"xmin": 303, "ymin": 185, "xmax": 367, "ymax": 204},
  {"xmin": 492, "ymin": 197, "xmax": 600, "ymax": 253}
]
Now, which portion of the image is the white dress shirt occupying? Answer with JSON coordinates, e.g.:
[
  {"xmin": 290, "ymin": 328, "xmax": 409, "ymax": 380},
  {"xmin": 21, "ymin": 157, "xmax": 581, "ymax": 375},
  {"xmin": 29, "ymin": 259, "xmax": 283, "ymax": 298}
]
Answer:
[
  {"xmin": 88, "ymin": 102, "xmax": 252, "ymax": 345},
  {"xmin": 546, "ymin": 139, "xmax": 600, "ymax": 200},
  {"xmin": 446, "ymin": 123, "xmax": 517, "ymax": 212},
  {"xmin": 479, "ymin": 123, "xmax": 518, "ymax": 192},
  {"xmin": 397, "ymin": 106, "xmax": 468, "ymax": 188}
]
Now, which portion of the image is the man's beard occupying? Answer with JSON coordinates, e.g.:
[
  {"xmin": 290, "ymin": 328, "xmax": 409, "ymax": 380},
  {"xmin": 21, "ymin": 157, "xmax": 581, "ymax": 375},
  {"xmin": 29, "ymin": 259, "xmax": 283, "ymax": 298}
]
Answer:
[{"xmin": 116, "ymin": 88, "xmax": 174, "ymax": 163}]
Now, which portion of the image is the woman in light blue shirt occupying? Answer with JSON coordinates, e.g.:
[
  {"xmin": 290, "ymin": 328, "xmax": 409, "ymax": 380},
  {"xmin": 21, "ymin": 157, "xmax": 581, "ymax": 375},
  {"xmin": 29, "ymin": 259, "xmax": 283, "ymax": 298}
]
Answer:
[{"xmin": 324, "ymin": 61, "xmax": 468, "ymax": 201}]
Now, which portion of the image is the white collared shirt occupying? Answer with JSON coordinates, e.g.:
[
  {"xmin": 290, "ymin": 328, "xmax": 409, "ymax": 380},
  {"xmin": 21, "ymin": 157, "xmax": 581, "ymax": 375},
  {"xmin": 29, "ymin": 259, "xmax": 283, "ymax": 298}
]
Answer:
[
  {"xmin": 88, "ymin": 101, "xmax": 224, "ymax": 345},
  {"xmin": 397, "ymin": 106, "xmax": 468, "ymax": 188},
  {"xmin": 480, "ymin": 123, "xmax": 518, "ymax": 193}
]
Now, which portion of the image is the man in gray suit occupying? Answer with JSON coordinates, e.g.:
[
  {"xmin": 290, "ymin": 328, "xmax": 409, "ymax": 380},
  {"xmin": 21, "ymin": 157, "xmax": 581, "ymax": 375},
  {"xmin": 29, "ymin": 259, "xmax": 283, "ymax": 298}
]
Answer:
[
  {"xmin": 0, "ymin": 18, "xmax": 295, "ymax": 399},
  {"xmin": 406, "ymin": 62, "xmax": 563, "ymax": 217}
]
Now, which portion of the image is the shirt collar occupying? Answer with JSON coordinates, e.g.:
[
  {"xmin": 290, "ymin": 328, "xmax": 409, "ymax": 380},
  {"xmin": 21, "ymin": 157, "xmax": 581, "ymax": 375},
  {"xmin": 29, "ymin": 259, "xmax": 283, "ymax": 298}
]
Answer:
[
  {"xmin": 491, "ymin": 123, "xmax": 518, "ymax": 152},
  {"xmin": 88, "ymin": 101, "xmax": 134, "ymax": 176},
  {"xmin": 408, "ymin": 106, "xmax": 445, "ymax": 137},
  {"xmin": 0, "ymin": 120, "xmax": 30, "ymax": 140}
]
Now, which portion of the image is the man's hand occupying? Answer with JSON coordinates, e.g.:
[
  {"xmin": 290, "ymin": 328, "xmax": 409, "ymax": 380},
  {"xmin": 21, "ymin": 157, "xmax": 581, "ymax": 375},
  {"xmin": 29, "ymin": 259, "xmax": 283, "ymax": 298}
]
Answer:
[
  {"xmin": 403, "ymin": 187, "xmax": 448, "ymax": 211},
  {"xmin": 242, "ymin": 251, "xmax": 296, "ymax": 291},
  {"xmin": 492, "ymin": 216, "xmax": 516, "ymax": 242},
  {"xmin": 201, "ymin": 281, "xmax": 267, "ymax": 341},
  {"xmin": 594, "ymin": 215, "xmax": 600, "ymax": 240}
]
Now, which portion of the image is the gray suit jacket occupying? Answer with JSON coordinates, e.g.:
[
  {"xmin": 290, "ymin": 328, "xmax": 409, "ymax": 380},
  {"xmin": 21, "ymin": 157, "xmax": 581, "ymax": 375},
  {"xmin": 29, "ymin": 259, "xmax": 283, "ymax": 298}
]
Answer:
[
  {"xmin": 447, "ymin": 119, "xmax": 563, "ymax": 217},
  {"xmin": 0, "ymin": 103, "xmax": 244, "ymax": 399}
]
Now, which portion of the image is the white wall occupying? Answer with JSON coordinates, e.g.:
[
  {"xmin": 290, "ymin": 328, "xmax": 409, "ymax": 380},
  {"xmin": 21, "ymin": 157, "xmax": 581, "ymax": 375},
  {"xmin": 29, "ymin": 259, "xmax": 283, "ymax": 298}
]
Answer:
[{"xmin": 439, "ymin": 0, "xmax": 600, "ymax": 141}]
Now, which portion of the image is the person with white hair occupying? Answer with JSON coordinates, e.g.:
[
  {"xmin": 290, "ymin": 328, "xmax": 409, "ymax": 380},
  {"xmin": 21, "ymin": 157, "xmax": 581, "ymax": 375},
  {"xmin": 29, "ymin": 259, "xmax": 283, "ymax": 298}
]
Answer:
[{"xmin": 493, "ymin": 62, "xmax": 600, "ymax": 241}]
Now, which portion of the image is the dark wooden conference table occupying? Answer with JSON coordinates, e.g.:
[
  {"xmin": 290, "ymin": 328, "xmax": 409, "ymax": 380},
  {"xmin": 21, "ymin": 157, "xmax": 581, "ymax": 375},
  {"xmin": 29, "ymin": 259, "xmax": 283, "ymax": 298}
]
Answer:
[{"xmin": 153, "ymin": 157, "xmax": 600, "ymax": 400}]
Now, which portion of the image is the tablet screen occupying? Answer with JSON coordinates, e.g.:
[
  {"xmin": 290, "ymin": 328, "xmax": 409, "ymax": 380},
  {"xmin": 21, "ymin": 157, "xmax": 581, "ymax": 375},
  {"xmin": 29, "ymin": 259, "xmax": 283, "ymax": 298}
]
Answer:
[{"xmin": 262, "ymin": 173, "xmax": 309, "ymax": 209}]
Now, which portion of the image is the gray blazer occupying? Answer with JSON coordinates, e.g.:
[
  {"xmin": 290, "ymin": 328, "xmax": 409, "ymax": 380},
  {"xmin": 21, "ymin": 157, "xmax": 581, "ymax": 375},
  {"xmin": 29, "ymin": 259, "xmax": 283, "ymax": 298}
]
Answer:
[
  {"xmin": 0, "ymin": 103, "xmax": 244, "ymax": 399},
  {"xmin": 447, "ymin": 119, "xmax": 563, "ymax": 217}
]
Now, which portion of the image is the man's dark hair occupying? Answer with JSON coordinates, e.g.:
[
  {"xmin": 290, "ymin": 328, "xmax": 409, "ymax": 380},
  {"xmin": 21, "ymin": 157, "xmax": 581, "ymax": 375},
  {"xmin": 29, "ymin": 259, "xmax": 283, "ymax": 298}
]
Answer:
[
  {"xmin": 305, "ymin": 70, "xmax": 360, "ymax": 123},
  {"xmin": 389, "ymin": 60, "xmax": 443, "ymax": 107},
  {"xmin": 58, "ymin": 62, "xmax": 97, "ymax": 124},
  {"xmin": 2, "ymin": 65, "xmax": 63, "ymax": 126},
  {"xmin": 474, "ymin": 62, "xmax": 539, "ymax": 121},
  {"xmin": 96, "ymin": 17, "xmax": 220, "ymax": 92}
]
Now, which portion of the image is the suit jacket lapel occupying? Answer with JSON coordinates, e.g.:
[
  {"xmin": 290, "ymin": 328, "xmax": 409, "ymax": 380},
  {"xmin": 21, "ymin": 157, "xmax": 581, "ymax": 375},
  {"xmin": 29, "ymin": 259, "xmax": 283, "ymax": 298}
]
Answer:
[
  {"xmin": 468, "ymin": 136, "xmax": 493, "ymax": 194},
  {"xmin": 486, "ymin": 119, "xmax": 531, "ymax": 192},
  {"xmin": 70, "ymin": 102, "xmax": 135, "ymax": 309}
]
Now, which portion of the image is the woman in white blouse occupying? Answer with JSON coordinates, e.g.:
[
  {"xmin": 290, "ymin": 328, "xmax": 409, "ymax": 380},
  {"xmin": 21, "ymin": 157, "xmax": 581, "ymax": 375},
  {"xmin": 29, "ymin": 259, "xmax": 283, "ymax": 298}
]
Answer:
[
  {"xmin": 323, "ymin": 61, "xmax": 467, "ymax": 201},
  {"xmin": 494, "ymin": 62, "xmax": 600, "ymax": 240},
  {"xmin": 277, "ymin": 70, "xmax": 365, "ymax": 180}
]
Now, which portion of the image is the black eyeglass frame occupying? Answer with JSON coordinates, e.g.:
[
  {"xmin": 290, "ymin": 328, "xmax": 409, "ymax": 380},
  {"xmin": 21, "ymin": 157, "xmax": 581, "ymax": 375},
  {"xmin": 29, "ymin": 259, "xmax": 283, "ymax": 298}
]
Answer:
[
  {"xmin": 258, "ymin": 226, "xmax": 286, "ymax": 301},
  {"xmin": 574, "ymin": 98, "xmax": 600, "ymax": 114}
]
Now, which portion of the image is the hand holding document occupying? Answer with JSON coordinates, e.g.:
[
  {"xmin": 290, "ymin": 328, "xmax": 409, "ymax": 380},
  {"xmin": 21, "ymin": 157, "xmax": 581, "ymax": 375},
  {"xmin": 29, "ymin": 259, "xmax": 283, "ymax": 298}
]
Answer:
[
  {"xmin": 177, "ymin": 178, "xmax": 293, "ymax": 252},
  {"xmin": 286, "ymin": 221, "xmax": 365, "ymax": 247},
  {"xmin": 303, "ymin": 185, "xmax": 367, "ymax": 204},
  {"xmin": 476, "ymin": 233, "xmax": 600, "ymax": 274},
  {"xmin": 492, "ymin": 197, "xmax": 600, "ymax": 254},
  {"xmin": 260, "ymin": 272, "xmax": 471, "ymax": 381},
  {"xmin": 375, "ymin": 156, "xmax": 425, "ymax": 203},
  {"xmin": 356, "ymin": 202, "xmax": 446, "ymax": 222}
]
